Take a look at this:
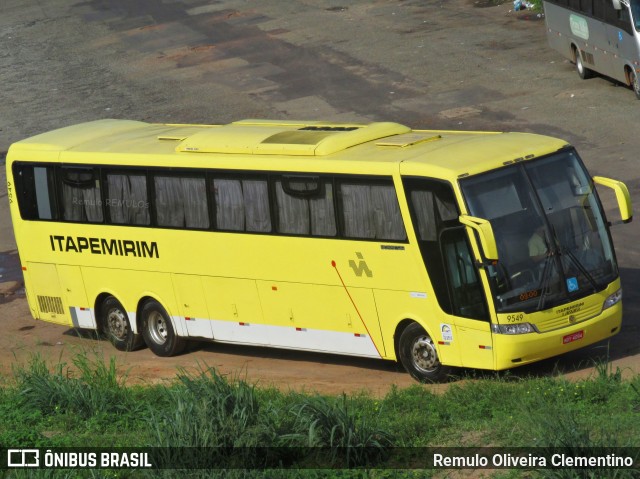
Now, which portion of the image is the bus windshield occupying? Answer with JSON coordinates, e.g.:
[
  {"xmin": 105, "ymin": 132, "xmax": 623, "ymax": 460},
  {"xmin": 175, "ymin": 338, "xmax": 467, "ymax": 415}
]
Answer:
[
  {"xmin": 631, "ymin": 0, "xmax": 640, "ymax": 31},
  {"xmin": 460, "ymin": 149, "xmax": 617, "ymax": 313}
]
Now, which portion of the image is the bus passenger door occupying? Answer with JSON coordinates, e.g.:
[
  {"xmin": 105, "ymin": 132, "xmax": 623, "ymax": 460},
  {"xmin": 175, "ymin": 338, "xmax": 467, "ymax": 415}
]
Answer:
[
  {"xmin": 603, "ymin": 2, "xmax": 634, "ymax": 84},
  {"xmin": 403, "ymin": 178, "xmax": 493, "ymax": 369},
  {"xmin": 440, "ymin": 228, "xmax": 494, "ymax": 369}
]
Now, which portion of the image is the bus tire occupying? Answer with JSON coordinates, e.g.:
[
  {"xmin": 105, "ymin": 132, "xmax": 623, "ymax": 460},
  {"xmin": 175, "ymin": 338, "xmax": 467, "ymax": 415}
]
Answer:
[
  {"xmin": 141, "ymin": 300, "xmax": 186, "ymax": 357},
  {"xmin": 101, "ymin": 296, "xmax": 144, "ymax": 352},
  {"xmin": 398, "ymin": 323, "xmax": 450, "ymax": 383},
  {"xmin": 575, "ymin": 49, "xmax": 593, "ymax": 80},
  {"xmin": 632, "ymin": 69, "xmax": 640, "ymax": 100}
]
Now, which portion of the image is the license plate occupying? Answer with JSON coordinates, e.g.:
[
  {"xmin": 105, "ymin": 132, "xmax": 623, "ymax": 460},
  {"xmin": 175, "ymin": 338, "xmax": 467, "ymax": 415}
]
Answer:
[{"xmin": 563, "ymin": 330, "xmax": 584, "ymax": 344}]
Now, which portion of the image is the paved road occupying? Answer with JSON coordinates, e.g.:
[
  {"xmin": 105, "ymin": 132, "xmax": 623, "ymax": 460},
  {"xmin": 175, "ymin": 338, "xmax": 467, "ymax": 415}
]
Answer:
[{"xmin": 1, "ymin": 0, "xmax": 638, "ymax": 391}]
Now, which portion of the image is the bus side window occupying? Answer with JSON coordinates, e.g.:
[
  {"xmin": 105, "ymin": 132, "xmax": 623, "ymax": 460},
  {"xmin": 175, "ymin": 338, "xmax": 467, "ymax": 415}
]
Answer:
[
  {"xmin": 212, "ymin": 176, "xmax": 272, "ymax": 233},
  {"xmin": 275, "ymin": 176, "xmax": 337, "ymax": 237},
  {"xmin": 579, "ymin": 0, "xmax": 592, "ymax": 15},
  {"xmin": 154, "ymin": 175, "xmax": 209, "ymax": 229},
  {"xmin": 106, "ymin": 172, "xmax": 150, "ymax": 226},
  {"xmin": 338, "ymin": 180, "xmax": 406, "ymax": 241},
  {"xmin": 13, "ymin": 164, "xmax": 58, "ymax": 220},
  {"xmin": 593, "ymin": 1, "xmax": 605, "ymax": 19},
  {"xmin": 60, "ymin": 167, "xmax": 103, "ymax": 223}
]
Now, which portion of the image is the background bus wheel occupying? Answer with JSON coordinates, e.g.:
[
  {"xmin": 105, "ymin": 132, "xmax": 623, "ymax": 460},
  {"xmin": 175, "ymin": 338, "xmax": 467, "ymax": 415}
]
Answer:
[
  {"xmin": 399, "ymin": 323, "xmax": 450, "ymax": 382},
  {"xmin": 575, "ymin": 50, "xmax": 593, "ymax": 80},
  {"xmin": 101, "ymin": 297, "xmax": 144, "ymax": 351},
  {"xmin": 141, "ymin": 300, "xmax": 186, "ymax": 357},
  {"xmin": 632, "ymin": 69, "xmax": 640, "ymax": 100}
]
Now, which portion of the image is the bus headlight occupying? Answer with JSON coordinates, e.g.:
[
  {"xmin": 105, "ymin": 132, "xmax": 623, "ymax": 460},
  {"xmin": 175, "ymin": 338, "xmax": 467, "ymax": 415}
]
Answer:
[
  {"xmin": 492, "ymin": 323, "xmax": 536, "ymax": 335},
  {"xmin": 603, "ymin": 289, "xmax": 622, "ymax": 310}
]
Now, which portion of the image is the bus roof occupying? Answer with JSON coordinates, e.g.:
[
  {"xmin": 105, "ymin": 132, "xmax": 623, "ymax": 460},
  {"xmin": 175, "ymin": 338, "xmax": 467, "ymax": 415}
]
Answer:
[{"xmin": 9, "ymin": 119, "xmax": 569, "ymax": 180}]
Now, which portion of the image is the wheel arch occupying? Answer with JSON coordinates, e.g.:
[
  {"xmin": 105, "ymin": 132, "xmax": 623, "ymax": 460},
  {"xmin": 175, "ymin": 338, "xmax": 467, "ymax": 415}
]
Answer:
[
  {"xmin": 393, "ymin": 318, "xmax": 437, "ymax": 362},
  {"xmin": 624, "ymin": 63, "xmax": 635, "ymax": 86},
  {"xmin": 94, "ymin": 291, "xmax": 124, "ymax": 331},
  {"xmin": 571, "ymin": 42, "xmax": 579, "ymax": 62}
]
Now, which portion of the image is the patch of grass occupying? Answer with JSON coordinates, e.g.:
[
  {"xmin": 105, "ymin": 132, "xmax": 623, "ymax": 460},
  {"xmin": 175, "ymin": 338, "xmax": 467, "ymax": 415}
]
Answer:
[
  {"xmin": 12, "ymin": 352, "xmax": 139, "ymax": 421},
  {"xmin": 2, "ymin": 352, "xmax": 640, "ymax": 477}
]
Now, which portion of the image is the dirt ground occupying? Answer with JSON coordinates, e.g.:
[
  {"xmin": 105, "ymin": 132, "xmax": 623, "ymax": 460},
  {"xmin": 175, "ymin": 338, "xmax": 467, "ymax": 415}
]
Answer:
[{"xmin": 1, "ymin": 0, "xmax": 639, "ymax": 397}]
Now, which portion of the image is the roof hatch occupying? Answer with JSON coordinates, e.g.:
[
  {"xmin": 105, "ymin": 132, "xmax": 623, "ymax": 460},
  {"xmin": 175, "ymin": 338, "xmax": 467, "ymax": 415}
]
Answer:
[{"xmin": 174, "ymin": 120, "xmax": 411, "ymax": 156}]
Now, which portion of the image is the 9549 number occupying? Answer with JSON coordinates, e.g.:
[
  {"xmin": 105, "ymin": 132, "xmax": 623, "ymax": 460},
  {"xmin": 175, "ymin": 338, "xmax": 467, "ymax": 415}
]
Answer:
[{"xmin": 506, "ymin": 313, "xmax": 524, "ymax": 323}]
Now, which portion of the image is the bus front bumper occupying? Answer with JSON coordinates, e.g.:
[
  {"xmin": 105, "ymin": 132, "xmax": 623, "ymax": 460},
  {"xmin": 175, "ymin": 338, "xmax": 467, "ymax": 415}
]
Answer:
[{"xmin": 492, "ymin": 302, "xmax": 622, "ymax": 371}]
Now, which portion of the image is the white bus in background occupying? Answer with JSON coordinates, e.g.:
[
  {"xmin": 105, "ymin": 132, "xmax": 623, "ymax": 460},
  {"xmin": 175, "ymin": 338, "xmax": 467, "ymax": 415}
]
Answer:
[{"xmin": 544, "ymin": 0, "xmax": 640, "ymax": 98}]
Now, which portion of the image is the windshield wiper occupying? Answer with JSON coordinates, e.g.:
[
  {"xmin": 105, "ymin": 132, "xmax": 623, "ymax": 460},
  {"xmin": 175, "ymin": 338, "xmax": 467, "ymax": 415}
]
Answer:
[
  {"xmin": 558, "ymin": 243, "xmax": 598, "ymax": 292},
  {"xmin": 536, "ymin": 252, "xmax": 555, "ymax": 311}
]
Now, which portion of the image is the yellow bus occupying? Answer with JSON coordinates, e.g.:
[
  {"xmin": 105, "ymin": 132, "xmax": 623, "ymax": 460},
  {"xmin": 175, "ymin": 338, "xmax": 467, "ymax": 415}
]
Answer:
[{"xmin": 6, "ymin": 119, "xmax": 632, "ymax": 381}]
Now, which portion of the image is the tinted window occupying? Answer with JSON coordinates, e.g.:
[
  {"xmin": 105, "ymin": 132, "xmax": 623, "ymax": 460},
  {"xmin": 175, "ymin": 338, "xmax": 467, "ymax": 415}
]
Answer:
[
  {"xmin": 212, "ymin": 177, "xmax": 271, "ymax": 233},
  {"xmin": 106, "ymin": 172, "xmax": 150, "ymax": 225},
  {"xmin": 155, "ymin": 175, "xmax": 209, "ymax": 229},
  {"xmin": 13, "ymin": 164, "xmax": 58, "ymax": 220},
  {"xmin": 275, "ymin": 176, "xmax": 336, "ymax": 236},
  {"xmin": 60, "ymin": 168, "xmax": 103, "ymax": 223},
  {"xmin": 338, "ymin": 180, "xmax": 406, "ymax": 241}
]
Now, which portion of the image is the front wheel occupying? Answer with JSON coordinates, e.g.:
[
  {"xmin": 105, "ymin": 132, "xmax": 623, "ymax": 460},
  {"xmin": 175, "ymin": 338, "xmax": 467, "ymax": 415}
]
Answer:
[
  {"xmin": 141, "ymin": 300, "xmax": 186, "ymax": 357},
  {"xmin": 398, "ymin": 323, "xmax": 451, "ymax": 383},
  {"xmin": 575, "ymin": 50, "xmax": 593, "ymax": 80},
  {"xmin": 631, "ymin": 68, "xmax": 640, "ymax": 100}
]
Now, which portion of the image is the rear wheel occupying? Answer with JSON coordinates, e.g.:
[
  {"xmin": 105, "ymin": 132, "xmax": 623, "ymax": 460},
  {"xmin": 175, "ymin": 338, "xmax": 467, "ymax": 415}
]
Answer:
[
  {"xmin": 100, "ymin": 296, "xmax": 144, "ymax": 351},
  {"xmin": 398, "ymin": 322, "xmax": 451, "ymax": 383},
  {"xmin": 141, "ymin": 300, "xmax": 186, "ymax": 357}
]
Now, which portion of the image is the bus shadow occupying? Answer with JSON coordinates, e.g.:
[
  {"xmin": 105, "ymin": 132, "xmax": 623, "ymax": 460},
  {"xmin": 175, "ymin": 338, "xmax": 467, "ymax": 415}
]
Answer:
[
  {"xmin": 187, "ymin": 340, "xmax": 406, "ymax": 375},
  {"xmin": 61, "ymin": 328, "xmax": 407, "ymax": 376}
]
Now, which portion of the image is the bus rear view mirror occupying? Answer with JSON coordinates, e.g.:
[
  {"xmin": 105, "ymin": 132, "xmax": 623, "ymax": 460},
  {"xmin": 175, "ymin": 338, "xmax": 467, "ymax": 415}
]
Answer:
[
  {"xmin": 459, "ymin": 214, "xmax": 499, "ymax": 261},
  {"xmin": 593, "ymin": 176, "xmax": 633, "ymax": 224},
  {"xmin": 612, "ymin": 0, "xmax": 622, "ymax": 10}
]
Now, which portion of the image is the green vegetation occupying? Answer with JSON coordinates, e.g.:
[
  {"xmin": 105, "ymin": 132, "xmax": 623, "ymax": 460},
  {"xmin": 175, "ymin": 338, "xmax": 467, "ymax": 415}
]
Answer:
[{"xmin": 1, "ymin": 352, "xmax": 639, "ymax": 478}]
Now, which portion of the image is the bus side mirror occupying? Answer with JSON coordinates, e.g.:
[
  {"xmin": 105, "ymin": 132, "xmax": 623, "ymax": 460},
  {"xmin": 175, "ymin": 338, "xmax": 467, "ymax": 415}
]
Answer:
[
  {"xmin": 612, "ymin": 0, "xmax": 622, "ymax": 10},
  {"xmin": 459, "ymin": 214, "xmax": 499, "ymax": 261},
  {"xmin": 593, "ymin": 176, "xmax": 633, "ymax": 224}
]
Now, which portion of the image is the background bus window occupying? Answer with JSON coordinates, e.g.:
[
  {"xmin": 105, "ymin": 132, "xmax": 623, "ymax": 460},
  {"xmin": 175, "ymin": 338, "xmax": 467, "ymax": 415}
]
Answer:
[
  {"xmin": 60, "ymin": 168, "xmax": 103, "ymax": 223},
  {"xmin": 275, "ymin": 177, "xmax": 336, "ymax": 236},
  {"xmin": 212, "ymin": 177, "xmax": 271, "ymax": 233},
  {"xmin": 154, "ymin": 175, "xmax": 209, "ymax": 229},
  {"xmin": 106, "ymin": 172, "xmax": 150, "ymax": 225},
  {"xmin": 338, "ymin": 181, "xmax": 406, "ymax": 241},
  {"xmin": 579, "ymin": 0, "xmax": 593, "ymax": 15}
]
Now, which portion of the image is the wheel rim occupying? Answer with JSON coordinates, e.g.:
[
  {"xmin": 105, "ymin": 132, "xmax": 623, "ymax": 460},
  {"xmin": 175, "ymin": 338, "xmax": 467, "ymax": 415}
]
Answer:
[
  {"xmin": 148, "ymin": 311, "xmax": 168, "ymax": 345},
  {"xmin": 577, "ymin": 56, "xmax": 584, "ymax": 75},
  {"xmin": 411, "ymin": 335, "xmax": 439, "ymax": 373},
  {"xmin": 633, "ymin": 72, "xmax": 640, "ymax": 96},
  {"xmin": 107, "ymin": 308, "xmax": 128, "ymax": 340}
]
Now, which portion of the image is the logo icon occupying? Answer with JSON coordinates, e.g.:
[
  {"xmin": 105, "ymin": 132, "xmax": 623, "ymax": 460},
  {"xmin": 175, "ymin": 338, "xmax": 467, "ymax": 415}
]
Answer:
[
  {"xmin": 7, "ymin": 449, "xmax": 40, "ymax": 468},
  {"xmin": 441, "ymin": 324, "xmax": 454, "ymax": 342},
  {"xmin": 348, "ymin": 252, "xmax": 373, "ymax": 278}
]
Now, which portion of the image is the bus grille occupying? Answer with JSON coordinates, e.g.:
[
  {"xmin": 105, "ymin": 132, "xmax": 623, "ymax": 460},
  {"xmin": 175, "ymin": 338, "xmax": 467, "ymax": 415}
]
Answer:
[
  {"xmin": 536, "ymin": 303, "xmax": 602, "ymax": 332},
  {"xmin": 37, "ymin": 295, "xmax": 64, "ymax": 315}
]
